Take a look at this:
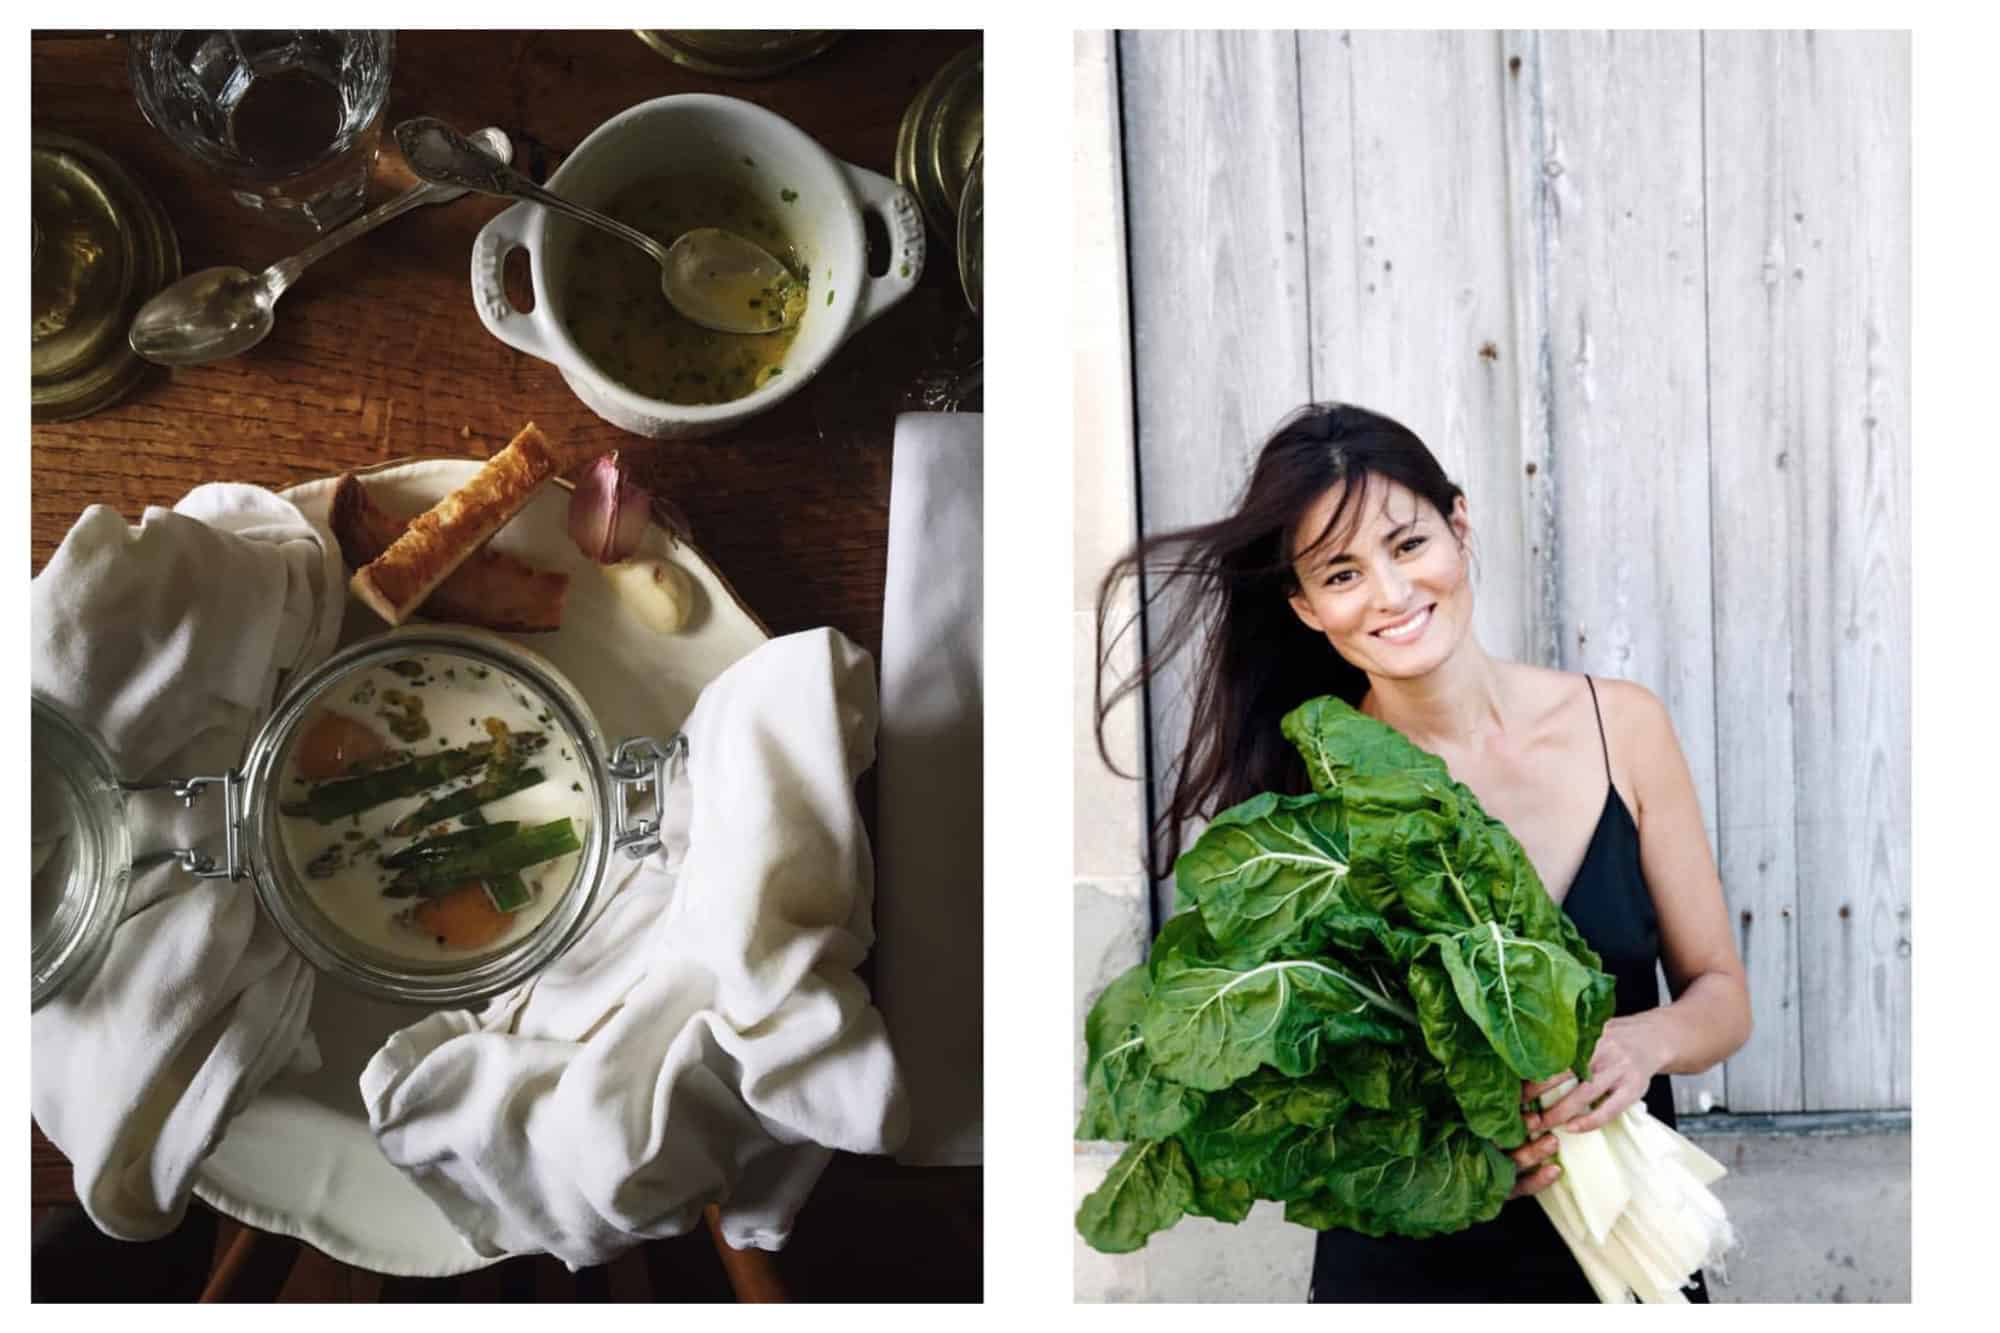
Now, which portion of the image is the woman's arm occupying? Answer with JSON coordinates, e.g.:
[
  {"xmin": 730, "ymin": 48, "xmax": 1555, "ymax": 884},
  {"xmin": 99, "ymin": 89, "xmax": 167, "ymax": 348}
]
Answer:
[
  {"xmin": 1514, "ymin": 681, "xmax": 1752, "ymax": 1179},
  {"xmin": 1612, "ymin": 679, "xmax": 1752, "ymax": 1076}
]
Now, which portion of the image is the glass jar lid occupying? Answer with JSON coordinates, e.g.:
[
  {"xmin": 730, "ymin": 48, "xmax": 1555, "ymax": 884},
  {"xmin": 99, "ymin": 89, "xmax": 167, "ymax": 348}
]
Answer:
[{"xmin": 31, "ymin": 697, "xmax": 135, "ymax": 1008}]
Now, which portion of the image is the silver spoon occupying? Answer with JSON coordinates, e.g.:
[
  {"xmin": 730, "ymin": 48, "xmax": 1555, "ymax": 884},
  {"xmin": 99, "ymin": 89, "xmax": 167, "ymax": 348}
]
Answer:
[
  {"xmin": 393, "ymin": 117, "xmax": 802, "ymax": 336},
  {"xmin": 128, "ymin": 126, "xmax": 516, "ymax": 367}
]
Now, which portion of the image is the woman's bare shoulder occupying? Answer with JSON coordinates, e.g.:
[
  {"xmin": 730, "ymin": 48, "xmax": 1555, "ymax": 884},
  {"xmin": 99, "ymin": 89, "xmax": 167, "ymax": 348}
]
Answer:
[
  {"xmin": 1581, "ymin": 677, "xmax": 1688, "ymax": 803},
  {"xmin": 1586, "ymin": 675, "xmax": 1675, "ymax": 734},
  {"xmin": 1494, "ymin": 660, "xmax": 1598, "ymax": 722},
  {"xmin": 1497, "ymin": 661, "xmax": 1670, "ymax": 721}
]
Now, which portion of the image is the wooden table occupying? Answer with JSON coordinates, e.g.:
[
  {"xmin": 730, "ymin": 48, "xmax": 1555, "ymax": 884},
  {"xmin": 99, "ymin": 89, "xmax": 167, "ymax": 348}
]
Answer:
[{"xmin": 31, "ymin": 28, "xmax": 981, "ymax": 1301}]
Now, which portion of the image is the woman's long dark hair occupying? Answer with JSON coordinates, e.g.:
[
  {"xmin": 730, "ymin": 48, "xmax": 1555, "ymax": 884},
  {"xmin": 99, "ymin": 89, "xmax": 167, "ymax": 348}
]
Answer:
[{"xmin": 1095, "ymin": 403, "xmax": 1467, "ymax": 882}]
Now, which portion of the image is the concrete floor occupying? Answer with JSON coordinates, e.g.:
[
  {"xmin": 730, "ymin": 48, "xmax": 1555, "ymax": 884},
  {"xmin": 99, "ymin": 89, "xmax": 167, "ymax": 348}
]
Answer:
[{"xmin": 1074, "ymin": 1122, "xmax": 1909, "ymax": 1303}]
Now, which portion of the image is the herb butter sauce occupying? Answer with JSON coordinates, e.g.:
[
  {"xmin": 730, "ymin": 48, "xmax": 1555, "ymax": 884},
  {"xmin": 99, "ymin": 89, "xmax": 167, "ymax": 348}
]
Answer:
[
  {"xmin": 561, "ymin": 173, "xmax": 806, "ymax": 405},
  {"xmin": 275, "ymin": 652, "xmax": 594, "ymax": 962}
]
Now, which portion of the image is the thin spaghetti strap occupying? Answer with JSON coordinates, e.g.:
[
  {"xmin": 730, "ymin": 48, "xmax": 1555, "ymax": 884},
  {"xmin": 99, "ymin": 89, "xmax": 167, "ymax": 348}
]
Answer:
[{"xmin": 1584, "ymin": 676, "xmax": 1612, "ymax": 786}]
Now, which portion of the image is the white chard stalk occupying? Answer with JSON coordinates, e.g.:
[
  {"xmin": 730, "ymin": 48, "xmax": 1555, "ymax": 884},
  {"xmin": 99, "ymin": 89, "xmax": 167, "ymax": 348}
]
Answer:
[{"xmin": 1533, "ymin": 1079, "xmax": 1738, "ymax": 1303}]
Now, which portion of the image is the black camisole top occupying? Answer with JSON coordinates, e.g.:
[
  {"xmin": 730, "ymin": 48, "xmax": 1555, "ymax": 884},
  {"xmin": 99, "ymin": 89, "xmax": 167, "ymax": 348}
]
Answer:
[{"xmin": 1308, "ymin": 678, "xmax": 1709, "ymax": 1303}]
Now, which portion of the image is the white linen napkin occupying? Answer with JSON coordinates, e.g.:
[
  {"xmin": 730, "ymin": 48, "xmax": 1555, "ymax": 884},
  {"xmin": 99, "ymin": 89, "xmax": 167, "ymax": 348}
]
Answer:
[
  {"xmin": 873, "ymin": 412, "xmax": 984, "ymax": 1165},
  {"xmin": 360, "ymin": 627, "xmax": 910, "ymax": 1269},
  {"xmin": 30, "ymin": 485, "xmax": 346, "ymax": 1240}
]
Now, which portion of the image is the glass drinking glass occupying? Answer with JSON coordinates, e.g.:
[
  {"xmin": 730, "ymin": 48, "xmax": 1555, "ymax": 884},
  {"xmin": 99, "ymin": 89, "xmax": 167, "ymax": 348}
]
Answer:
[{"xmin": 128, "ymin": 30, "xmax": 396, "ymax": 230}]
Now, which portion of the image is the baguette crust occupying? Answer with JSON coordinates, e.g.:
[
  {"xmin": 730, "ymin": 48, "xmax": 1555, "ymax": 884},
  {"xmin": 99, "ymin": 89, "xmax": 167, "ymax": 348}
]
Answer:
[
  {"xmin": 349, "ymin": 423, "xmax": 564, "ymax": 626},
  {"xmin": 330, "ymin": 473, "xmax": 569, "ymax": 632}
]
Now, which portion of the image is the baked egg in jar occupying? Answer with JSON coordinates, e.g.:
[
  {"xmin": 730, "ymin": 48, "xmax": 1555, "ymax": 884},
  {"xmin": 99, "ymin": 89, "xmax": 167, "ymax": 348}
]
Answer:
[{"xmin": 219, "ymin": 626, "xmax": 680, "ymax": 1005}]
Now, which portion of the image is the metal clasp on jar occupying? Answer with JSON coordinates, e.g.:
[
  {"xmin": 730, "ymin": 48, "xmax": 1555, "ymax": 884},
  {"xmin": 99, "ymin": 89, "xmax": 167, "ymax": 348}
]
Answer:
[
  {"xmin": 116, "ymin": 772, "xmax": 246, "ymax": 879},
  {"xmin": 607, "ymin": 734, "xmax": 688, "ymax": 859}
]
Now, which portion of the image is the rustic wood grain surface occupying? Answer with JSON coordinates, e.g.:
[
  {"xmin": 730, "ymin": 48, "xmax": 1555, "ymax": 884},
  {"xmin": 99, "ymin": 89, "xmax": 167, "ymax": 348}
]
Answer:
[
  {"xmin": 1300, "ymin": 30, "xmax": 1531, "ymax": 666},
  {"xmin": 1116, "ymin": 31, "xmax": 1312, "ymax": 926},
  {"xmin": 30, "ymin": 28, "xmax": 984, "ymax": 660},
  {"xmin": 31, "ymin": 28, "xmax": 981, "ymax": 1300}
]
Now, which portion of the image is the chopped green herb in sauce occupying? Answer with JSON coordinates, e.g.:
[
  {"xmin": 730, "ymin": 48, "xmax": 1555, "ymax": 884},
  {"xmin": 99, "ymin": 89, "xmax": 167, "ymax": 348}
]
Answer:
[{"xmin": 561, "ymin": 173, "xmax": 805, "ymax": 406}]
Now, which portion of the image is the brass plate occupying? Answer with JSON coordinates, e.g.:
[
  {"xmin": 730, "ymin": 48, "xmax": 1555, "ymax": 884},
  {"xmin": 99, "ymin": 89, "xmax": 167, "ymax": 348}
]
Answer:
[
  {"xmin": 895, "ymin": 45, "xmax": 982, "ymax": 244},
  {"xmin": 957, "ymin": 146, "xmax": 982, "ymax": 315},
  {"xmin": 31, "ymin": 134, "xmax": 180, "ymax": 423},
  {"xmin": 632, "ymin": 30, "xmax": 841, "ymax": 79}
]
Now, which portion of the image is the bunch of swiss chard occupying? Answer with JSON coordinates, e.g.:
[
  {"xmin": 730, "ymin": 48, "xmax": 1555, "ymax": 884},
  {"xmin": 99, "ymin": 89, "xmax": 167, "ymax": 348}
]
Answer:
[{"xmin": 1076, "ymin": 696, "xmax": 1616, "ymax": 1252}]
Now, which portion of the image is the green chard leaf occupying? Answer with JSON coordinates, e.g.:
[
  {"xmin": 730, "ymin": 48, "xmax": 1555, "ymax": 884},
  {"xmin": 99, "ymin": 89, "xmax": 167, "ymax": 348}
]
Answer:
[
  {"xmin": 1077, "ymin": 964, "xmax": 1207, "ymax": 1142},
  {"xmin": 1285, "ymin": 1188, "xmax": 1382, "ymax": 1236},
  {"xmin": 1075, "ymin": 1140, "xmax": 1194, "ymax": 1253},
  {"xmin": 1343, "ymin": 777, "xmax": 1494, "ymax": 932},
  {"xmin": 1406, "ymin": 952, "xmax": 1530, "ymax": 1149},
  {"xmin": 1330, "ymin": 1105, "xmax": 1428, "ymax": 1168},
  {"xmin": 1187, "ymin": 1166, "xmax": 1257, "ymax": 1225},
  {"xmin": 1075, "ymin": 691, "xmax": 1621, "ymax": 1253},
  {"xmin": 1277, "ymin": 1072, "xmax": 1356, "ymax": 1127},
  {"xmin": 1432, "ymin": 921, "xmax": 1597, "ymax": 1081},
  {"xmin": 1281, "ymin": 696, "xmax": 1451, "ymax": 795},
  {"xmin": 1175, "ymin": 791, "xmax": 1354, "ymax": 956},
  {"xmin": 1179, "ymin": 1071, "xmax": 1335, "ymax": 1183},
  {"xmin": 1140, "ymin": 926, "xmax": 1418, "ymax": 1091},
  {"xmin": 1312, "ymin": 1120, "xmax": 1514, "ymax": 1238}
]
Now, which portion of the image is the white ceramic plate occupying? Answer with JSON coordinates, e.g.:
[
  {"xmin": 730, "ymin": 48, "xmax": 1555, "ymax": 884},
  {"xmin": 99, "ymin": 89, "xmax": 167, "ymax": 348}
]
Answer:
[{"xmin": 191, "ymin": 458, "xmax": 769, "ymax": 1275}]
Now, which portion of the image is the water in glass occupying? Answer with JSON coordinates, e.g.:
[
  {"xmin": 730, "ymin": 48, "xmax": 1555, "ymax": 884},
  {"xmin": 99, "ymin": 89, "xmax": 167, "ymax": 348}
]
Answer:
[{"xmin": 128, "ymin": 31, "xmax": 395, "ymax": 230}]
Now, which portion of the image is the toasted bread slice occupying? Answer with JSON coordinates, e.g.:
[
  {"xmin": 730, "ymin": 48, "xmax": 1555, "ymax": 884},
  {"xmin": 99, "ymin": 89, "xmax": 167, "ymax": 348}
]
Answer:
[
  {"xmin": 330, "ymin": 473, "xmax": 569, "ymax": 632},
  {"xmin": 349, "ymin": 423, "xmax": 564, "ymax": 626}
]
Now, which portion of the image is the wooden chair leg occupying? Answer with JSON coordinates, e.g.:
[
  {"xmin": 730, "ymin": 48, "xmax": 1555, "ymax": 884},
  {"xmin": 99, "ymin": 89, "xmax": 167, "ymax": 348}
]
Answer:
[
  {"xmin": 200, "ymin": 1224, "xmax": 298, "ymax": 1302},
  {"xmin": 702, "ymin": 1204, "xmax": 787, "ymax": 1302}
]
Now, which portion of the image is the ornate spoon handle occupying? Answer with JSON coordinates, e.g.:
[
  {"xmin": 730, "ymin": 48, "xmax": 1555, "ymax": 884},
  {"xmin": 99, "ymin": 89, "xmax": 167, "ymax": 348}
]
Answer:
[{"xmin": 394, "ymin": 117, "xmax": 669, "ymax": 267}]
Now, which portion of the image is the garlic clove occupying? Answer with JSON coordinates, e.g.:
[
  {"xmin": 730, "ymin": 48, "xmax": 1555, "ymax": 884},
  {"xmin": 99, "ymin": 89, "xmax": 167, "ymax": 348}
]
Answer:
[
  {"xmin": 568, "ymin": 451, "xmax": 654, "ymax": 565},
  {"xmin": 602, "ymin": 557, "xmax": 695, "ymax": 633}
]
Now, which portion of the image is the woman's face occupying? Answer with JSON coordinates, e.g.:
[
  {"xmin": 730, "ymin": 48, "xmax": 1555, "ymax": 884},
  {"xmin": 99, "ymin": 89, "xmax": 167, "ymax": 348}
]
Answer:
[{"xmin": 1286, "ymin": 476, "xmax": 1473, "ymax": 680}]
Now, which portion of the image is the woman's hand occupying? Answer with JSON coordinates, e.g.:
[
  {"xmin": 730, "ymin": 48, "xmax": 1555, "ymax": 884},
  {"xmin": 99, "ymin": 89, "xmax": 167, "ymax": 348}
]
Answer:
[
  {"xmin": 1506, "ymin": 1120, "xmax": 1563, "ymax": 1200},
  {"xmin": 1506, "ymin": 1016, "xmax": 1672, "ymax": 1200}
]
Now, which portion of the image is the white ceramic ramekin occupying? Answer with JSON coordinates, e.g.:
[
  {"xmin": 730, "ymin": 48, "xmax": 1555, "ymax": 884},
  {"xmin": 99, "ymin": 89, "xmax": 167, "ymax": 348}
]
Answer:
[{"xmin": 471, "ymin": 94, "xmax": 926, "ymax": 439}]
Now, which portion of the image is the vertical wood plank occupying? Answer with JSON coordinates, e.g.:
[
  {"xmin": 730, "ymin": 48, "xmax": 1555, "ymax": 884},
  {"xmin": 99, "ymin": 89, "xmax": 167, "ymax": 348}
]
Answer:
[
  {"xmin": 1499, "ymin": 30, "xmax": 1563, "ymax": 670},
  {"xmin": 1119, "ymin": 29, "xmax": 1313, "ymax": 914},
  {"xmin": 1518, "ymin": 30, "xmax": 1722, "ymax": 1115},
  {"xmin": 1701, "ymin": 30, "xmax": 1808, "ymax": 1114},
  {"xmin": 1300, "ymin": 29, "xmax": 1530, "ymax": 665},
  {"xmin": 1760, "ymin": 32, "xmax": 1909, "ymax": 1111}
]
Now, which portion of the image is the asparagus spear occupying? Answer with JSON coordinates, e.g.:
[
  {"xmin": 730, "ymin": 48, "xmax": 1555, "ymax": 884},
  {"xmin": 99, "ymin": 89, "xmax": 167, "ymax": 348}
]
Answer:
[
  {"xmin": 483, "ymin": 872, "xmax": 533, "ymax": 913},
  {"xmin": 280, "ymin": 733, "xmax": 547, "ymax": 824},
  {"xmin": 386, "ymin": 766, "xmax": 548, "ymax": 838},
  {"xmin": 379, "ymin": 821, "xmax": 522, "ymax": 870},
  {"xmin": 382, "ymin": 818, "xmax": 582, "ymax": 897}
]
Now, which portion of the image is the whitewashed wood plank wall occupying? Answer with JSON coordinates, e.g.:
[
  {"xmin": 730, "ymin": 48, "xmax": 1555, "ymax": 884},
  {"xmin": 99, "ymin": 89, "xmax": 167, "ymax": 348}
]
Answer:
[{"xmin": 1110, "ymin": 29, "xmax": 1909, "ymax": 1116}]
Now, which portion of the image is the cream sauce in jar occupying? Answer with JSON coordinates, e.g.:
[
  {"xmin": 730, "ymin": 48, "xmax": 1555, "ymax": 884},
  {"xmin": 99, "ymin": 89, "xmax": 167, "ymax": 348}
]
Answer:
[{"xmin": 274, "ymin": 652, "xmax": 594, "ymax": 962}]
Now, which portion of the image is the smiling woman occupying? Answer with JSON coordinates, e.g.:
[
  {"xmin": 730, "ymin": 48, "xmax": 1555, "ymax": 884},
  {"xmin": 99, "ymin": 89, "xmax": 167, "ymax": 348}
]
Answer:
[
  {"xmin": 1089, "ymin": 403, "xmax": 1752, "ymax": 1302},
  {"xmin": 1095, "ymin": 404, "xmax": 1470, "ymax": 880}
]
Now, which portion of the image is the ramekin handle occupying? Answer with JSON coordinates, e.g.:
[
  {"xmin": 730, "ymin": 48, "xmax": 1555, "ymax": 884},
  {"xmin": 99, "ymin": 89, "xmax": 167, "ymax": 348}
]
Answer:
[
  {"xmin": 839, "ymin": 160, "xmax": 926, "ymax": 331},
  {"xmin": 470, "ymin": 202, "xmax": 556, "ymax": 362}
]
